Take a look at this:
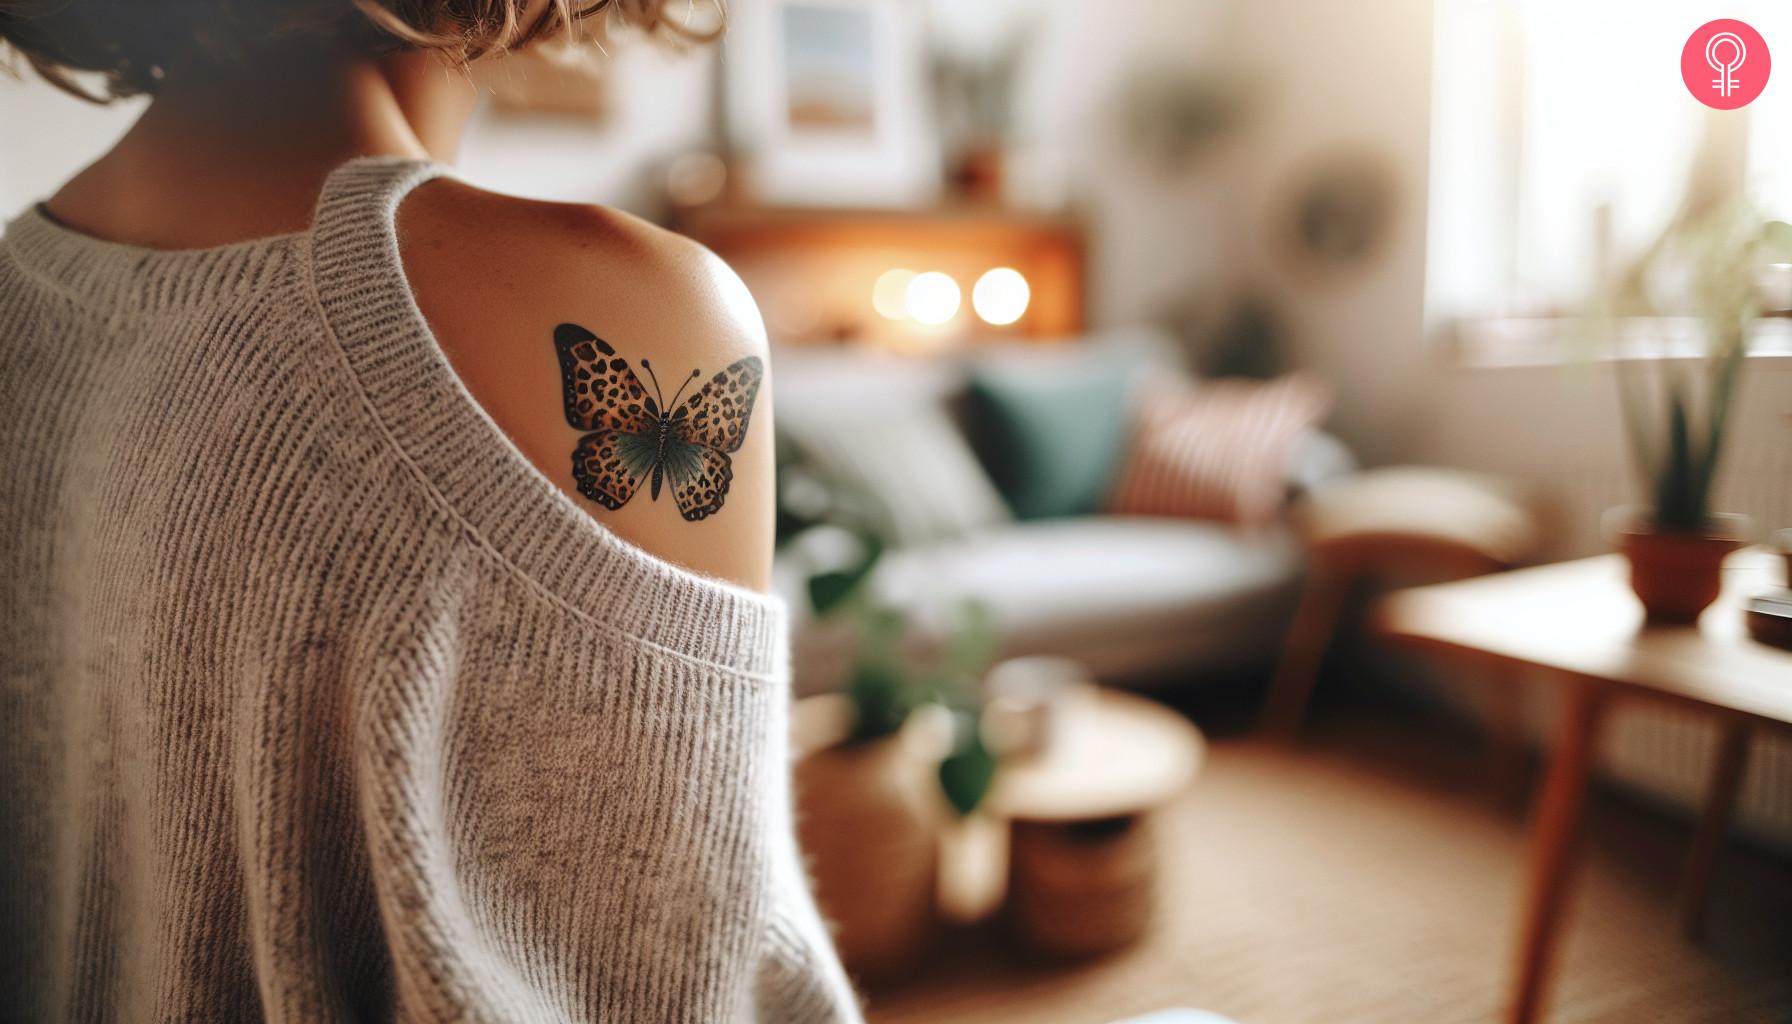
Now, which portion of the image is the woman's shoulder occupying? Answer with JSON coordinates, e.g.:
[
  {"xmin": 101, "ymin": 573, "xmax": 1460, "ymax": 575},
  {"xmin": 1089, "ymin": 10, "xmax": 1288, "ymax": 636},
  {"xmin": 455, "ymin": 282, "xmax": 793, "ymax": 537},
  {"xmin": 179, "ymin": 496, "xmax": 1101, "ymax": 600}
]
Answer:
[
  {"xmin": 400, "ymin": 177, "xmax": 728, "ymax": 291},
  {"xmin": 395, "ymin": 177, "xmax": 760, "ymax": 342},
  {"xmin": 394, "ymin": 178, "xmax": 776, "ymax": 592}
]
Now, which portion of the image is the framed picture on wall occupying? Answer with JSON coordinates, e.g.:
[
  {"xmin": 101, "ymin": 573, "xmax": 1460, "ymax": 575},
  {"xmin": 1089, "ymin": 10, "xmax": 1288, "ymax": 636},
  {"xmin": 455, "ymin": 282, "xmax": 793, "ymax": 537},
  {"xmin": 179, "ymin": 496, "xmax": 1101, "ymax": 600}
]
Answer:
[{"xmin": 723, "ymin": 0, "xmax": 939, "ymax": 207}]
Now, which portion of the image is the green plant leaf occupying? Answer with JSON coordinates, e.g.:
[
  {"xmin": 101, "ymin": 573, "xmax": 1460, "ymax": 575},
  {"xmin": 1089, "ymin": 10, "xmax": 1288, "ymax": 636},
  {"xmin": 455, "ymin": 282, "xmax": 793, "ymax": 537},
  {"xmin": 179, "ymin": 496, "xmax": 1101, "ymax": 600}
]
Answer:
[
  {"xmin": 841, "ymin": 596, "xmax": 916, "ymax": 743},
  {"xmin": 846, "ymin": 657, "xmax": 912, "ymax": 743},
  {"xmin": 806, "ymin": 570, "xmax": 861, "ymax": 616},
  {"xmin": 1656, "ymin": 382, "xmax": 1699, "ymax": 530},
  {"xmin": 805, "ymin": 533, "xmax": 885, "ymax": 617},
  {"xmin": 855, "ymin": 603, "xmax": 907, "ymax": 655},
  {"xmin": 1598, "ymin": 199, "xmax": 1762, "ymax": 528},
  {"xmin": 1692, "ymin": 328, "xmax": 1746, "ymax": 526},
  {"xmin": 937, "ymin": 711, "xmax": 997, "ymax": 816},
  {"xmin": 943, "ymin": 599, "xmax": 999, "ymax": 679}
]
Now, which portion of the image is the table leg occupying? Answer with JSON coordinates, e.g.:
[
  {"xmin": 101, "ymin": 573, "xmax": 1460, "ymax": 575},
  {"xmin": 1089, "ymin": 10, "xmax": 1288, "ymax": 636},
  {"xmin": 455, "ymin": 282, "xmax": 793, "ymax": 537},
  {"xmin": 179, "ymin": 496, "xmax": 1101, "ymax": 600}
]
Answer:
[
  {"xmin": 1261, "ymin": 566, "xmax": 1349, "ymax": 740},
  {"xmin": 1482, "ymin": 668, "xmax": 1530, "ymax": 811},
  {"xmin": 1508, "ymin": 682, "xmax": 1604, "ymax": 1024},
  {"xmin": 1677, "ymin": 720, "xmax": 1750, "ymax": 940}
]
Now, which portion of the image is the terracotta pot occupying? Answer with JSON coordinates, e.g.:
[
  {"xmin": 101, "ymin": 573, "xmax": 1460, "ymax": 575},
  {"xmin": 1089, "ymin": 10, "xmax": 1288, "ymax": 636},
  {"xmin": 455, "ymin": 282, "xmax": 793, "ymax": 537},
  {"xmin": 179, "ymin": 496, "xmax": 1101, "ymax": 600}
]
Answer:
[
  {"xmin": 792, "ymin": 697, "xmax": 942, "ymax": 983},
  {"xmin": 1613, "ymin": 512, "xmax": 1749, "ymax": 624}
]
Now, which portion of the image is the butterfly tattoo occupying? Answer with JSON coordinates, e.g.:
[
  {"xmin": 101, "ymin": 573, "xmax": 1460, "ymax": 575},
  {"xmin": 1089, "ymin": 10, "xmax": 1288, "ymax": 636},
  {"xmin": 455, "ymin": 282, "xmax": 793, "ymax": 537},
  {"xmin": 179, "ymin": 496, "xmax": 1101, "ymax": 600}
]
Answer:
[{"xmin": 552, "ymin": 322, "xmax": 764, "ymax": 522}]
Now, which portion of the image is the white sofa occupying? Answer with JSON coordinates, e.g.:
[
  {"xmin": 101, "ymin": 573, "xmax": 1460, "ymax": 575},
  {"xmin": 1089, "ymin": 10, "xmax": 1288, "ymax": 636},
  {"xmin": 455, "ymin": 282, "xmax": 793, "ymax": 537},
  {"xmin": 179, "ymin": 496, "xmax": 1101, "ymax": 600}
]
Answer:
[{"xmin": 771, "ymin": 330, "xmax": 1354, "ymax": 695}]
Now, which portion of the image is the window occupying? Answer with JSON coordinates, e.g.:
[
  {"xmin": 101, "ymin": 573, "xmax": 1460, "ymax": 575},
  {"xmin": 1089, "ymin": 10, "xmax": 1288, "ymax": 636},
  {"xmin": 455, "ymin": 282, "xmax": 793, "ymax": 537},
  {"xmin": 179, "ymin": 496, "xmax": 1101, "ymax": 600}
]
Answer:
[{"xmin": 1426, "ymin": 0, "xmax": 1792, "ymax": 360}]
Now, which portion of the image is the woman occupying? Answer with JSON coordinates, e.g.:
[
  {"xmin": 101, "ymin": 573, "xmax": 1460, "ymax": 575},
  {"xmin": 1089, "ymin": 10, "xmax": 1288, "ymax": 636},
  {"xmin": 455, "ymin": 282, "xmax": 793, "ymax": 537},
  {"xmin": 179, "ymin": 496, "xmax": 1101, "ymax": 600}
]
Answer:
[{"xmin": 0, "ymin": 1, "xmax": 860, "ymax": 1020}]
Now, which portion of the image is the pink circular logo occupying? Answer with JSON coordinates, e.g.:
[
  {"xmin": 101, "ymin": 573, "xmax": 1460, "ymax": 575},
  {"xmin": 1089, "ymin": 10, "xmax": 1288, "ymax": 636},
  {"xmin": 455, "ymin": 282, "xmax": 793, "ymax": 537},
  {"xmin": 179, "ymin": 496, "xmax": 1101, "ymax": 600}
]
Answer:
[{"xmin": 1682, "ymin": 19, "xmax": 1769, "ymax": 109}]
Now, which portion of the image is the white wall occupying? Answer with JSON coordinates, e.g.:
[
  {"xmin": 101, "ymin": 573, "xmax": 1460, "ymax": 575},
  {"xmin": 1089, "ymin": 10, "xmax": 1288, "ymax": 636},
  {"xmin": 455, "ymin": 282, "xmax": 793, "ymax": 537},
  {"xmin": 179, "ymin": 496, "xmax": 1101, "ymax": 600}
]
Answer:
[
  {"xmin": 1005, "ymin": 0, "xmax": 1241, "ymax": 326},
  {"xmin": 1210, "ymin": 0, "xmax": 1437, "ymax": 468},
  {"xmin": 457, "ymin": 41, "xmax": 714, "ymax": 211},
  {"xmin": 0, "ymin": 80, "xmax": 142, "ymax": 217}
]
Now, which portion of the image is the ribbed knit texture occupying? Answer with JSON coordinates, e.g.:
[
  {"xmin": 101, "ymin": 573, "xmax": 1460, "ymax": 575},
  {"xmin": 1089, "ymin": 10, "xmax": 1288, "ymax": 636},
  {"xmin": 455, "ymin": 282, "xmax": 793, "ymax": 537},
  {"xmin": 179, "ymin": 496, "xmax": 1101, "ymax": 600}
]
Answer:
[{"xmin": 0, "ymin": 157, "xmax": 862, "ymax": 1023}]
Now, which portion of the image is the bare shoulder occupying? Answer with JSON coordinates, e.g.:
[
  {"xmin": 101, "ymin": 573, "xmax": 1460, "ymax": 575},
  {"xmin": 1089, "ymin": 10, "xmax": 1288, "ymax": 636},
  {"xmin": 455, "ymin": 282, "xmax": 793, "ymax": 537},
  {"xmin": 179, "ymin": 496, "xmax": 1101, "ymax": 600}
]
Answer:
[{"xmin": 396, "ymin": 178, "xmax": 775, "ymax": 592}]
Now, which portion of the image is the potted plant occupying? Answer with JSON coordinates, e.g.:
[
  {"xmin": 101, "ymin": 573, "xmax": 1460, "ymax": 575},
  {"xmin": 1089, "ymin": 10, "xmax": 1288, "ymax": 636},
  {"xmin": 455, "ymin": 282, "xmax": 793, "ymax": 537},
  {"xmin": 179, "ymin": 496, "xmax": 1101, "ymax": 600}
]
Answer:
[
  {"xmin": 788, "ymin": 532, "xmax": 998, "ymax": 981},
  {"xmin": 1593, "ymin": 201, "xmax": 1792, "ymax": 622},
  {"xmin": 777, "ymin": 458, "xmax": 998, "ymax": 979}
]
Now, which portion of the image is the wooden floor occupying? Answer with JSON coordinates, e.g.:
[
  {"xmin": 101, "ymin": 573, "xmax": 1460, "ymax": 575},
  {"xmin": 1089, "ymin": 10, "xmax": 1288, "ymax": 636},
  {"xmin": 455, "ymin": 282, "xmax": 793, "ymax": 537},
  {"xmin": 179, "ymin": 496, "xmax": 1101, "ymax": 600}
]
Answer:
[{"xmin": 864, "ymin": 715, "xmax": 1792, "ymax": 1024}]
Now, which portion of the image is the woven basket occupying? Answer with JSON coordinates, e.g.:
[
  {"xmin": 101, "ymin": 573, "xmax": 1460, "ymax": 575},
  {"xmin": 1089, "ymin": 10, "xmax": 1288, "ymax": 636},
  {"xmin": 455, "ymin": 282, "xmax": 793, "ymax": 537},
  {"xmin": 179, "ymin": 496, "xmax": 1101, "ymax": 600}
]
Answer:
[{"xmin": 1007, "ymin": 814, "xmax": 1157, "ymax": 957}]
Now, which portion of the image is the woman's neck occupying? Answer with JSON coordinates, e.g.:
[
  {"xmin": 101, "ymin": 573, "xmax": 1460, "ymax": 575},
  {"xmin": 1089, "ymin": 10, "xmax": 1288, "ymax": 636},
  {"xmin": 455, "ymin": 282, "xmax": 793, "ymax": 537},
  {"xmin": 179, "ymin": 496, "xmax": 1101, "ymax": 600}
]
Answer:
[{"xmin": 45, "ymin": 46, "xmax": 477, "ymax": 249}]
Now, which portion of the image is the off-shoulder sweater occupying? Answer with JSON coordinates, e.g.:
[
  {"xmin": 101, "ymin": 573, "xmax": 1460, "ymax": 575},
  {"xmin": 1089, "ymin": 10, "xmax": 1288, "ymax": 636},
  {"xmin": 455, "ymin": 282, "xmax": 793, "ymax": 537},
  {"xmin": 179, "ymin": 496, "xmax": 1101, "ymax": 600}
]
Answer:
[{"xmin": 0, "ymin": 157, "xmax": 860, "ymax": 1023}]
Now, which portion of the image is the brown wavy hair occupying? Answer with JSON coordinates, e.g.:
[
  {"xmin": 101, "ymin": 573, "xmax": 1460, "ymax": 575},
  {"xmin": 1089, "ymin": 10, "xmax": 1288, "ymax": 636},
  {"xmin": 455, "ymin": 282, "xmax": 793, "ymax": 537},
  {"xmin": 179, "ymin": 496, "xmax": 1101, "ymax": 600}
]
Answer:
[{"xmin": 0, "ymin": 0, "xmax": 719, "ymax": 103}]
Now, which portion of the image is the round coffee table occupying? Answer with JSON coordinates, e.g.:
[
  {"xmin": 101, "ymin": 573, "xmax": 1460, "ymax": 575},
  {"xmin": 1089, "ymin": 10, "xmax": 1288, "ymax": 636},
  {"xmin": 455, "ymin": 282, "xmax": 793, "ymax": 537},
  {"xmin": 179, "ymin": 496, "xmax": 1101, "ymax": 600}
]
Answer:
[
  {"xmin": 987, "ymin": 685, "xmax": 1205, "ymax": 822},
  {"xmin": 948, "ymin": 685, "xmax": 1205, "ymax": 956}
]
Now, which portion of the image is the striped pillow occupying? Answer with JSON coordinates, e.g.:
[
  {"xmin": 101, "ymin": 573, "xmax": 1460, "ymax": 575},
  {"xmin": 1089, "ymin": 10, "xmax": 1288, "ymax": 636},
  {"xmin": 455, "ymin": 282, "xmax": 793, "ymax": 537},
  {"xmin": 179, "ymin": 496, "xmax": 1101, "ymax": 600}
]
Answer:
[{"xmin": 1108, "ymin": 375, "xmax": 1331, "ymax": 525}]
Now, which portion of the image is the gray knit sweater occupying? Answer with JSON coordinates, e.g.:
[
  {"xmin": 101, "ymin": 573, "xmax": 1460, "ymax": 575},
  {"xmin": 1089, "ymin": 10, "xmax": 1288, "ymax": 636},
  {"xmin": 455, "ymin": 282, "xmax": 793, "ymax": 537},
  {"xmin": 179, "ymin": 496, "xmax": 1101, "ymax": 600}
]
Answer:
[{"xmin": 0, "ymin": 158, "xmax": 860, "ymax": 1023}]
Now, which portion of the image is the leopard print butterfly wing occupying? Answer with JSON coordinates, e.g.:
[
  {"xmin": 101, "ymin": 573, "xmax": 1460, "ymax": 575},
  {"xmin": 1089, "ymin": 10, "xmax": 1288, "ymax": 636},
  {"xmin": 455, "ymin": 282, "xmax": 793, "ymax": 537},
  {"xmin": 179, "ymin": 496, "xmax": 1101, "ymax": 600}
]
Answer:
[
  {"xmin": 571, "ymin": 429, "xmax": 660, "ymax": 511},
  {"xmin": 674, "ymin": 356, "xmax": 764, "ymax": 453},
  {"xmin": 665, "ymin": 356, "xmax": 763, "ymax": 521},
  {"xmin": 554, "ymin": 322, "xmax": 659, "ymax": 432},
  {"xmin": 660, "ymin": 438, "xmax": 735, "ymax": 522},
  {"xmin": 553, "ymin": 323, "xmax": 660, "ymax": 509}
]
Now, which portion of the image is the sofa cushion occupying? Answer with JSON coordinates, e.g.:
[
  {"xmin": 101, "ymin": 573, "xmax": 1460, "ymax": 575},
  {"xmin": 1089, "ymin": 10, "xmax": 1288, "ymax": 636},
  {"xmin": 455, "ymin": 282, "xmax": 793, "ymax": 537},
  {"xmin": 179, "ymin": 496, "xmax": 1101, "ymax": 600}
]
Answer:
[
  {"xmin": 1109, "ymin": 375, "xmax": 1331, "ymax": 525},
  {"xmin": 780, "ymin": 400, "xmax": 1012, "ymax": 546},
  {"xmin": 871, "ymin": 517, "xmax": 1302, "ymax": 682},
  {"xmin": 966, "ymin": 353, "xmax": 1137, "ymax": 520}
]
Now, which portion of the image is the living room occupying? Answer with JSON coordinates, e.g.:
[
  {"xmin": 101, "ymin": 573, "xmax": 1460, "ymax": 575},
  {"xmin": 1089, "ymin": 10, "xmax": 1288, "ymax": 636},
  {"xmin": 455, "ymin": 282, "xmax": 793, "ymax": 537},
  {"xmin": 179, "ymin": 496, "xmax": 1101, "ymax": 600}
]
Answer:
[{"xmin": 2, "ymin": 1, "xmax": 1789, "ymax": 1022}]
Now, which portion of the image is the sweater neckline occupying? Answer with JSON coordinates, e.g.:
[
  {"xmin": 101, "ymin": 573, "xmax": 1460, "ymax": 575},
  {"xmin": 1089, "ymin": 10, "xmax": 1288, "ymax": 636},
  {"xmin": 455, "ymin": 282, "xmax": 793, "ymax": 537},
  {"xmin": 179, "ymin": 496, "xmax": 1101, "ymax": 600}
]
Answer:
[
  {"xmin": 306, "ymin": 157, "xmax": 787, "ymax": 677},
  {"xmin": 3, "ymin": 203, "xmax": 301, "ymax": 313},
  {"xmin": 3, "ymin": 157, "xmax": 787, "ymax": 677}
]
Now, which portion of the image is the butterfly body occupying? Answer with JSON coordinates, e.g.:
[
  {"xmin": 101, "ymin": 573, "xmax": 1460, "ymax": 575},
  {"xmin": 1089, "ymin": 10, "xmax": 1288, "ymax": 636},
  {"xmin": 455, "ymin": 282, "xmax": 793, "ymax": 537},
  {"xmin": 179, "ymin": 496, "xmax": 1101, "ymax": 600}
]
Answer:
[
  {"xmin": 553, "ymin": 322, "xmax": 763, "ymax": 522},
  {"xmin": 646, "ymin": 410, "xmax": 688, "ymax": 500}
]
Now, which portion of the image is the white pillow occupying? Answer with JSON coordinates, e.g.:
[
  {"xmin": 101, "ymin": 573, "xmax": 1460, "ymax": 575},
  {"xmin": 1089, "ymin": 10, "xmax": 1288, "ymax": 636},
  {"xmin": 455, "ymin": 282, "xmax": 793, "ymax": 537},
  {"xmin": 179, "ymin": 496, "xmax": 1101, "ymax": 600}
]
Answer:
[{"xmin": 782, "ymin": 402, "xmax": 1011, "ymax": 546}]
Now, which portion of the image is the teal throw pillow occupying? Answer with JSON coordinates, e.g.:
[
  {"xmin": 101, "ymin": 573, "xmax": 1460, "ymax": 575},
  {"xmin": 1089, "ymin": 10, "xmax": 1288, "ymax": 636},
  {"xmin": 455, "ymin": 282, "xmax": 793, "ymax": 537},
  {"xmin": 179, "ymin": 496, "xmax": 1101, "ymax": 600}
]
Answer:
[{"xmin": 966, "ymin": 358, "xmax": 1136, "ymax": 520}]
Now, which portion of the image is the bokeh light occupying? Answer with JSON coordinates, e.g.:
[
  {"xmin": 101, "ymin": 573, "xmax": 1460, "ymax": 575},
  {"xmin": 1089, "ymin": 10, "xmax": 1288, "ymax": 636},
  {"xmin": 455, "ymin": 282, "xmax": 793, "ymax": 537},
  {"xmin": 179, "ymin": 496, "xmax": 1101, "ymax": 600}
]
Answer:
[
  {"xmin": 872, "ymin": 268, "xmax": 917, "ymax": 320},
  {"xmin": 905, "ymin": 271, "xmax": 962, "ymax": 326},
  {"xmin": 972, "ymin": 267, "xmax": 1031, "ymax": 325}
]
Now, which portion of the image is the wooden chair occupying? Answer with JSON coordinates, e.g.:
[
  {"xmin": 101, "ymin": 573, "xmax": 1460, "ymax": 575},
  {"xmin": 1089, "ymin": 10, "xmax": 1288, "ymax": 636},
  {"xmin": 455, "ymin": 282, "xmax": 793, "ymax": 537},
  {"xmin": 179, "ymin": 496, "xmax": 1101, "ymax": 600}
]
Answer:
[{"xmin": 1260, "ymin": 467, "xmax": 1541, "ymax": 740}]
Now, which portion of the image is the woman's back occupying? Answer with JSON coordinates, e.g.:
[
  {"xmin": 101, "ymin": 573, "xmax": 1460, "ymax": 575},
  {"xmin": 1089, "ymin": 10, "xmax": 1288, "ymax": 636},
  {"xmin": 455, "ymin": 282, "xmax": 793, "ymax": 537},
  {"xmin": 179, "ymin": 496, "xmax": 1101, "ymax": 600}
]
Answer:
[{"xmin": 0, "ymin": 115, "xmax": 854, "ymax": 1024}]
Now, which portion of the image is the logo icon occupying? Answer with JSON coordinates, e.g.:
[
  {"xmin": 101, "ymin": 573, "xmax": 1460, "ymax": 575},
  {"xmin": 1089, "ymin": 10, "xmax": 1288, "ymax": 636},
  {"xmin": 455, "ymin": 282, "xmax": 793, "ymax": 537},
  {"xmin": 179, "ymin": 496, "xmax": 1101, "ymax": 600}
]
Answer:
[
  {"xmin": 1682, "ymin": 19, "xmax": 1769, "ymax": 109},
  {"xmin": 1708, "ymin": 31, "xmax": 1746, "ymax": 97}
]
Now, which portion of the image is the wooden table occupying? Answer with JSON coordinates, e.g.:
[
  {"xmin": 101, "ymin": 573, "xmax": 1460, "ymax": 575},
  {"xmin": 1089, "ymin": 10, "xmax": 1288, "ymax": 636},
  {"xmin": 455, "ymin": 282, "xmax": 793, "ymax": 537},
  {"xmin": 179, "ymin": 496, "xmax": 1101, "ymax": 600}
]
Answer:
[
  {"xmin": 987, "ymin": 685, "xmax": 1206, "ymax": 822},
  {"xmin": 935, "ymin": 685, "xmax": 1205, "ymax": 957},
  {"xmin": 1375, "ymin": 549, "xmax": 1792, "ymax": 1024},
  {"xmin": 991, "ymin": 686, "xmax": 1206, "ymax": 956}
]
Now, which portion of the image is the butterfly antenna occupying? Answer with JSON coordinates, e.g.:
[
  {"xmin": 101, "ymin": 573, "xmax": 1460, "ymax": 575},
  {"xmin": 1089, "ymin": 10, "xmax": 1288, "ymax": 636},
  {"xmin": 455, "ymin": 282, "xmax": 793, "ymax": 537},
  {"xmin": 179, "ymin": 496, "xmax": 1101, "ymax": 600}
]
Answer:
[
  {"xmin": 639, "ymin": 358, "xmax": 665, "ymax": 405},
  {"xmin": 668, "ymin": 368, "xmax": 701, "ymax": 409}
]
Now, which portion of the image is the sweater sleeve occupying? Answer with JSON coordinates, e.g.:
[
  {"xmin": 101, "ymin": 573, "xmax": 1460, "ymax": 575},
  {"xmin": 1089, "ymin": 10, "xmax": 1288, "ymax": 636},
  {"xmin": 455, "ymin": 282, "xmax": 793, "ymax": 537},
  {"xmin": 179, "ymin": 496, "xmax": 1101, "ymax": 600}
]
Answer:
[
  {"xmin": 756, "ymin": 889, "xmax": 866, "ymax": 1022},
  {"xmin": 754, "ymin": 704, "xmax": 866, "ymax": 1024},
  {"xmin": 351, "ymin": 560, "xmax": 792, "ymax": 1023}
]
